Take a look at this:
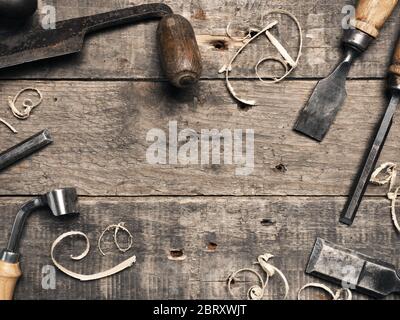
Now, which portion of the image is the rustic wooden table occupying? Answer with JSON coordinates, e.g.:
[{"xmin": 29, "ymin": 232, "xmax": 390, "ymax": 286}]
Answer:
[{"xmin": 0, "ymin": 0, "xmax": 399, "ymax": 300}]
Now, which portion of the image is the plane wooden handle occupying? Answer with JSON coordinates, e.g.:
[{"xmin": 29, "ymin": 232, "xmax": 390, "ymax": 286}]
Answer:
[
  {"xmin": 157, "ymin": 14, "xmax": 202, "ymax": 88},
  {"xmin": 389, "ymin": 38, "xmax": 400, "ymax": 76},
  {"xmin": 0, "ymin": 261, "xmax": 21, "ymax": 300},
  {"xmin": 355, "ymin": 0, "xmax": 398, "ymax": 38}
]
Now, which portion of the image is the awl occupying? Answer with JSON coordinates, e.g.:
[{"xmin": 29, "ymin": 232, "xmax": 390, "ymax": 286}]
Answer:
[
  {"xmin": 306, "ymin": 238, "xmax": 400, "ymax": 299},
  {"xmin": 340, "ymin": 35, "xmax": 400, "ymax": 226},
  {"xmin": 294, "ymin": 0, "xmax": 398, "ymax": 142}
]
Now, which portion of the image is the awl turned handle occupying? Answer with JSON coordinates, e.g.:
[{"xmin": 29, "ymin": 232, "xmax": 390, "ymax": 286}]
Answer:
[
  {"xmin": 355, "ymin": 0, "xmax": 398, "ymax": 38},
  {"xmin": 0, "ymin": 261, "xmax": 21, "ymax": 300}
]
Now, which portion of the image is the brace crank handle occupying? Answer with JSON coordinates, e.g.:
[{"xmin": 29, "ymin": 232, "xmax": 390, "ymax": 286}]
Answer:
[
  {"xmin": 355, "ymin": 0, "xmax": 398, "ymax": 38},
  {"xmin": 0, "ymin": 260, "xmax": 21, "ymax": 300}
]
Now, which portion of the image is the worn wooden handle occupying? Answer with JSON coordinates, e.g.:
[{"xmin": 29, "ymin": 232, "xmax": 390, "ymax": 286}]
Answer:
[
  {"xmin": 389, "ymin": 38, "xmax": 400, "ymax": 76},
  {"xmin": 157, "ymin": 14, "xmax": 202, "ymax": 88},
  {"xmin": 0, "ymin": 261, "xmax": 21, "ymax": 300},
  {"xmin": 355, "ymin": 0, "xmax": 398, "ymax": 38}
]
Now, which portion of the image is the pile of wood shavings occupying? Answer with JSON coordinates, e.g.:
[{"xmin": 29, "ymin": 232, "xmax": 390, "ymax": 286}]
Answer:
[
  {"xmin": 298, "ymin": 283, "xmax": 352, "ymax": 300},
  {"xmin": 227, "ymin": 253, "xmax": 289, "ymax": 300},
  {"xmin": 51, "ymin": 228, "xmax": 136, "ymax": 282},
  {"xmin": 370, "ymin": 162, "xmax": 400, "ymax": 232},
  {"xmin": 219, "ymin": 10, "xmax": 303, "ymax": 106}
]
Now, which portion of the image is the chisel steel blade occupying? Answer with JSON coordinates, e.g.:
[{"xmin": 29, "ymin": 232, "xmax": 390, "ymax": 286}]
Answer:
[
  {"xmin": 340, "ymin": 93, "xmax": 400, "ymax": 225},
  {"xmin": 306, "ymin": 238, "xmax": 400, "ymax": 299},
  {"xmin": 294, "ymin": 53, "xmax": 354, "ymax": 142}
]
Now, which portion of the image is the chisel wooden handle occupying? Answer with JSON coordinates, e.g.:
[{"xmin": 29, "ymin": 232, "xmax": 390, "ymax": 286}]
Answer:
[
  {"xmin": 389, "ymin": 38, "xmax": 400, "ymax": 76},
  {"xmin": 0, "ymin": 261, "xmax": 21, "ymax": 300},
  {"xmin": 355, "ymin": 0, "xmax": 398, "ymax": 38},
  {"xmin": 157, "ymin": 14, "xmax": 202, "ymax": 88}
]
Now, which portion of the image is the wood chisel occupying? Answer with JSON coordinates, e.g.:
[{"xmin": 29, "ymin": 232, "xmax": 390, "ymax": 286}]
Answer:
[
  {"xmin": 294, "ymin": 0, "xmax": 398, "ymax": 142},
  {"xmin": 0, "ymin": 129, "xmax": 53, "ymax": 172},
  {"xmin": 340, "ymin": 35, "xmax": 400, "ymax": 226},
  {"xmin": 306, "ymin": 238, "xmax": 400, "ymax": 299},
  {"xmin": 0, "ymin": 3, "xmax": 202, "ymax": 88}
]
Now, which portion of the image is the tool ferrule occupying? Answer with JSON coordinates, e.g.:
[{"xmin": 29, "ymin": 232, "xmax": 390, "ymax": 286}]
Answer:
[
  {"xmin": 343, "ymin": 29, "xmax": 374, "ymax": 53},
  {"xmin": 0, "ymin": 250, "xmax": 19, "ymax": 264}
]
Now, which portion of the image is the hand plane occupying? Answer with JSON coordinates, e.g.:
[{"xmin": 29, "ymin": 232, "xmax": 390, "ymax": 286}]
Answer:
[
  {"xmin": 0, "ymin": 3, "xmax": 202, "ymax": 88},
  {"xmin": 306, "ymin": 238, "xmax": 400, "ymax": 299}
]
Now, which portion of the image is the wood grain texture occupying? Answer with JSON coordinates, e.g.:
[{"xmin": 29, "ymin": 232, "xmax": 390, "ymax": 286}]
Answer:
[
  {"xmin": 355, "ymin": 0, "xmax": 398, "ymax": 38},
  {"xmin": 0, "ymin": 0, "xmax": 398, "ymax": 80},
  {"xmin": 0, "ymin": 79, "xmax": 398, "ymax": 197},
  {"xmin": 0, "ymin": 0, "xmax": 399, "ymax": 301},
  {"xmin": 0, "ymin": 197, "xmax": 397, "ymax": 300}
]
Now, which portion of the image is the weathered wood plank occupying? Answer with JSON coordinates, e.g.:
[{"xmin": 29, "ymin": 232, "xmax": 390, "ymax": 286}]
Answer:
[
  {"xmin": 0, "ymin": 0, "xmax": 398, "ymax": 79},
  {"xmin": 0, "ymin": 196, "xmax": 397, "ymax": 300},
  {"xmin": 0, "ymin": 79, "xmax": 398, "ymax": 197}
]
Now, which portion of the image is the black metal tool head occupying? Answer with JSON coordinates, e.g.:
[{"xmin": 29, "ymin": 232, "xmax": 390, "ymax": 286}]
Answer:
[
  {"xmin": 306, "ymin": 238, "xmax": 400, "ymax": 299},
  {"xmin": 45, "ymin": 188, "xmax": 79, "ymax": 217},
  {"xmin": 294, "ymin": 29, "xmax": 374, "ymax": 142},
  {"xmin": 294, "ymin": 52, "xmax": 354, "ymax": 142}
]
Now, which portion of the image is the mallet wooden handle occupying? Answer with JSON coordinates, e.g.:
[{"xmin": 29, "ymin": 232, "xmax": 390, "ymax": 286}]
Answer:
[
  {"xmin": 157, "ymin": 14, "xmax": 202, "ymax": 88},
  {"xmin": 355, "ymin": 0, "xmax": 398, "ymax": 38},
  {"xmin": 0, "ymin": 261, "xmax": 21, "ymax": 300}
]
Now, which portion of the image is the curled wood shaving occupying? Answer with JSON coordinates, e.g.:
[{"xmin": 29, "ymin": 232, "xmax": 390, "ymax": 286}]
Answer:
[
  {"xmin": 265, "ymin": 30, "xmax": 297, "ymax": 68},
  {"xmin": 98, "ymin": 222, "xmax": 134, "ymax": 256},
  {"xmin": 257, "ymin": 254, "xmax": 289, "ymax": 299},
  {"xmin": 51, "ymin": 231, "xmax": 136, "ymax": 282},
  {"xmin": 227, "ymin": 253, "xmax": 289, "ymax": 300},
  {"xmin": 255, "ymin": 56, "xmax": 289, "ymax": 82},
  {"xmin": 370, "ymin": 162, "xmax": 400, "ymax": 232},
  {"xmin": 221, "ymin": 10, "xmax": 303, "ymax": 106},
  {"xmin": 8, "ymin": 87, "xmax": 43, "ymax": 120},
  {"xmin": 226, "ymin": 22, "xmax": 256, "ymax": 42},
  {"xmin": 298, "ymin": 283, "xmax": 352, "ymax": 300},
  {"xmin": 0, "ymin": 117, "xmax": 17, "ymax": 133}
]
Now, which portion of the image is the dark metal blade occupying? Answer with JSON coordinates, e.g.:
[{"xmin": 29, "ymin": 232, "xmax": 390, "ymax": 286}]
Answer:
[
  {"xmin": 0, "ymin": 129, "xmax": 53, "ymax": 172},
  {"xmin": 0, "ymin": 4, "xmax": 172, "ymax": 70},
  {"xmin": 340, "ymin": 94, "xmax": 400, "ymax": 225},
  {"xmin": 306, "ymin": 238, "xmax": 400, "ymax": 299},
  {"xmin": 294, "ymin": 52, "xmax": 356, "ymax": 142},
  {"xmin": 0, "ymin": 23, "xmax": 85, "ymax": 69}
]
